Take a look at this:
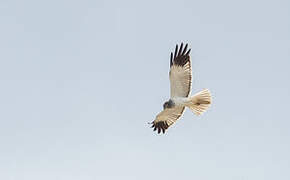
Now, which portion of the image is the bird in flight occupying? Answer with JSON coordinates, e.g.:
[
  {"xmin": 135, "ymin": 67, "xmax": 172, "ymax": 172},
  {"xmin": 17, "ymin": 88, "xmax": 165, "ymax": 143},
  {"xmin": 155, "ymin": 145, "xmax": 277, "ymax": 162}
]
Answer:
[{"xmin": 150, "ymin": 43, "xmax": 212, "ymax": 134}]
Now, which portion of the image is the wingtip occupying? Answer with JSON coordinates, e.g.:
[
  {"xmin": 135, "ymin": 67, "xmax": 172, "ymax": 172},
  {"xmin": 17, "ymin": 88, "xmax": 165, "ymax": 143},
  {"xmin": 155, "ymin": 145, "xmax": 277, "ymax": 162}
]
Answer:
[
  {"xmin": 181, "ymin": 43, "xmax": 188, "ymax": 55},
  {"xmin": 171, "ymin": 42, "xmax": 191, "ymax": 67},
  {"xmin": 174, "ymin": 45, "xmax": 178, "ymax": 58},
  {"xmin": 178, "ymin": 43, "xmax": 184, "ymax": 56},
  {"xmin": 186, "ymin": 48, "xmax": 191, "ymax": 56},
  {"xmin": 175, "ymin": 42, "xmax": 191, "ymax": 55},
  {"xmin": 170, "ymin": 52, "xmax": 173, "ymax": 66},
  {"xmin": 150, "ymin": 121, "xmax": 168, "ymax": 134}
]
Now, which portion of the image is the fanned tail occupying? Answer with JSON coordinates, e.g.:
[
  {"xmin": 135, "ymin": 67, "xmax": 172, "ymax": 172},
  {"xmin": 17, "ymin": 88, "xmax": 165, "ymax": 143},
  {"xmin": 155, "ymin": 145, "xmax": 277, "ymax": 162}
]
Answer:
[{"xmin": 186, "ymin": 89, "xmax": 212, "ymax": 115}]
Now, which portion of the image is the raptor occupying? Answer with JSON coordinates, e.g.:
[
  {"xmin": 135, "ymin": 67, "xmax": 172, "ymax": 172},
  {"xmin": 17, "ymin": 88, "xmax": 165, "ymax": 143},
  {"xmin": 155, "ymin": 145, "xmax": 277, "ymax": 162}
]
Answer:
[{"xmin": 150, "ymin": 43, "xmax": 212, "ymax": 134}]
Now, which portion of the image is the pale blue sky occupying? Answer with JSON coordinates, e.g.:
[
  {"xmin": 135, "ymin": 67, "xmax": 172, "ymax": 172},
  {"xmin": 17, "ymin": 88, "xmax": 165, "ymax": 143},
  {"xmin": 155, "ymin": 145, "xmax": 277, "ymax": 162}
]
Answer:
[{"xmin": 0, "ymin": 0, "xmax": 290, "ymax": 179}]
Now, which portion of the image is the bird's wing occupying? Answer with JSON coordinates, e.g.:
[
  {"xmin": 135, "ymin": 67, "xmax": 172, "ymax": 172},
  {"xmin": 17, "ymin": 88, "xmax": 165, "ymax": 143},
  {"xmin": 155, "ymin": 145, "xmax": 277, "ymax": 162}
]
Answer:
[
  {"xmin": 150, "ymin": 107, "xmax": 185, "ymax": 134},
  {"xmin": 169, "ymin": 43, "xmax": 192, "ymax": 98}
]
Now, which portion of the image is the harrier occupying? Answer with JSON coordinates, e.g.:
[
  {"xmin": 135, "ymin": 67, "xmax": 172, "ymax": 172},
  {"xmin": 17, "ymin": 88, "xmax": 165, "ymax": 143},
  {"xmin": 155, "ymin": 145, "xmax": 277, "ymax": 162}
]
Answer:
[{"xmin": 150, "ymin": 43, "xmax": 212, "ymax": 134}]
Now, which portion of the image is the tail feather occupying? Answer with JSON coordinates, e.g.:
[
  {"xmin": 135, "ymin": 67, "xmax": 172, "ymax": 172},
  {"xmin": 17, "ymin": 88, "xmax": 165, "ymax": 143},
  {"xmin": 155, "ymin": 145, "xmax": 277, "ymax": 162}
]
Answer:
[{"xmin": 186, "ymin": 89, "xmax": 212, "ymax": 115}]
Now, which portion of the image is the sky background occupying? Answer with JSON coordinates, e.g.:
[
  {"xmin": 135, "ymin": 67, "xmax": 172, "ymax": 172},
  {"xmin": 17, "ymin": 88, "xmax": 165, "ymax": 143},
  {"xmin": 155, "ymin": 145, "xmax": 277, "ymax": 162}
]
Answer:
[{"xmin": 0, "ymin": 0, "xmax": 290, "ymax": 179}]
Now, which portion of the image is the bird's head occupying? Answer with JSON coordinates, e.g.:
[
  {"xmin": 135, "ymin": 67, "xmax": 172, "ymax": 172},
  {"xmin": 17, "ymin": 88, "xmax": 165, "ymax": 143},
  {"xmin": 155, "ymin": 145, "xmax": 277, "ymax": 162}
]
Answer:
[
  {"xmin": 163, "ymin": 100, "xmax": 174, "ymax": 109},
  {"xmin": 163, "ymin": 102, "xmax": 169, "ymax": 109}
]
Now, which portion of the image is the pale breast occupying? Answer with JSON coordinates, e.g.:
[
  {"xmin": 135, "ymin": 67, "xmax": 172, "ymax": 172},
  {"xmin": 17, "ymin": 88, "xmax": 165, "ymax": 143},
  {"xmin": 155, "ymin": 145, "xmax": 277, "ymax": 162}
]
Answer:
[{"xmin": 171, "ymin": 97, "xmax": 189, "ymax": 107}]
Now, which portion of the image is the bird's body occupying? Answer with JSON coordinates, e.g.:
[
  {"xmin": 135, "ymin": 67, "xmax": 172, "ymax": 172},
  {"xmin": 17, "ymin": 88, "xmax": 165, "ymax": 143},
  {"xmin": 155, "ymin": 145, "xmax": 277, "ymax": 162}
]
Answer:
[
  {"xmin": 171, "ymin": 97, "xmax": 189, "ymax": 106},
  {"xmin": 163, "ymin": 97, "xmax": 188, "ymax": 109},
  {"xmin": 150, "ymin": 43, "xmax": 212, "ymax": 134}
]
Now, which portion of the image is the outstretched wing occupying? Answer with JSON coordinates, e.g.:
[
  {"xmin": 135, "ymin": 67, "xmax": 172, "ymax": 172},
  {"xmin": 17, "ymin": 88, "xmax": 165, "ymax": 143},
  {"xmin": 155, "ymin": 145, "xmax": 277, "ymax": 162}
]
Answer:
[
  {"xmin": 150, "ymin": 107, "xmax": 185, "ymax": 134},
  {"xmin": 170, "ymin": 43, "xmax": 192, "ymax": 98}
]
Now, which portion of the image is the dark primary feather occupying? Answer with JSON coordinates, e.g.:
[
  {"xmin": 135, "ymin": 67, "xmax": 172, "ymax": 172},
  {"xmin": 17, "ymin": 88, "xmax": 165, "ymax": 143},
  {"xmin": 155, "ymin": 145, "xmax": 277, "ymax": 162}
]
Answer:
[
  {"xmin": 170, "ymin": 43, "xmax": 191, "ymax": 67},
  {"xmin": 151, "ymin": 121, "xmax": 169, "ymax": 134},
  {"xmin": 170, "ymin": 53, "xmax": 173, "ymax": 67},
  {"xmin": 174, "ymin": 45, "xmax": 178, "ymax": 59}
]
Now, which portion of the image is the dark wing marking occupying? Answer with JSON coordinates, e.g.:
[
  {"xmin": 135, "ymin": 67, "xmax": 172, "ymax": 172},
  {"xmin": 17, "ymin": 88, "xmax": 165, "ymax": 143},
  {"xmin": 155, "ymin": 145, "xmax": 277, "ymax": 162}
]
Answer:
[{"xmin": 170, "ymin": 43, "xmax": 191, "ymax": 67}]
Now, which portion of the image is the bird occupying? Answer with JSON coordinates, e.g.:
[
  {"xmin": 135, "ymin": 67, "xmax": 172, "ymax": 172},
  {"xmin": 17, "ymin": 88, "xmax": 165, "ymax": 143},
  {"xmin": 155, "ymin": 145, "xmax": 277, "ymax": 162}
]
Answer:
[{"xmin": 150, "ymin": 43, "xmax": 212, "ymax": 134}]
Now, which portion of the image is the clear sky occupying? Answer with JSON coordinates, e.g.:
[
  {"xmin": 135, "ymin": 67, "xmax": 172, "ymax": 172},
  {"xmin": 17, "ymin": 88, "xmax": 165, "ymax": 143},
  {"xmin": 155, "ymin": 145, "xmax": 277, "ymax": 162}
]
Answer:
[{"xmin": 0, "ymin": 0, "xmax": 290, "ymax": 179}]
